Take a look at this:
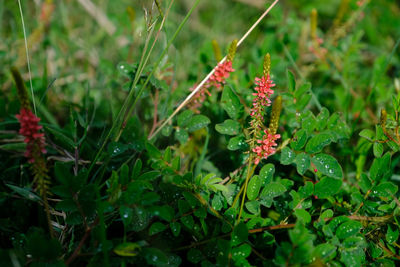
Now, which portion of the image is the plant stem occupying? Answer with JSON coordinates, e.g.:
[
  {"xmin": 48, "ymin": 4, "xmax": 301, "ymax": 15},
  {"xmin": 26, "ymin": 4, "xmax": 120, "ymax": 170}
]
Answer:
[
  {"xmin": 87, "ymin": 0, "xmax": 177, "ymax": 176},
  {"xmin": 17, "ymin": 0, "xmax": 36, "ymax": 114},
  {"xmin": 115, "ymin": 0, "xmax": 199, "ymax": 141},
  {"xmin": 236, "ymin": 156, "xmax": 256, "ymax": 224}
]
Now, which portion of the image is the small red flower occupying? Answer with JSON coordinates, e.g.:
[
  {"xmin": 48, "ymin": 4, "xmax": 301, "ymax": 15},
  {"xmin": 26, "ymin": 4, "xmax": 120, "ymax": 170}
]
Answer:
[
  {"xmin": 252, "ymin": 75, "xmax": 275, "ymax": 105},
  {"xmin": 250, "ymin": 74, "xmax": 275, "ymax": 132},
  {"xmin": 16, "ymin": 108, "xmax": 47, "ymax": 163},
  {"xmin": 206, "ymin": 61, "xmax": 234, "ymax": 89},
  {"xmin": 188, "ymin": 84, "xmax": 211, "ymax": 113},
  {"xmin": 252, "ymin": 129, "xmax": 280, "ymax": 165}
]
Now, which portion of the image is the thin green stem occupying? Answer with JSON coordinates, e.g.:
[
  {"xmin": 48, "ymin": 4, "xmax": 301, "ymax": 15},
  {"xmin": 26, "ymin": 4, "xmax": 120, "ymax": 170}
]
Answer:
[
  {"xmin": 115, "ymin": 0, "xmax": 200, "ymax": 141},
  {"xmin": 87, "ymin": 2, "xmax": 172, "ymax": 176},
  {"xmin": 236, "ymin": 157, "xmax": 256, "ymax": 224},
  {"xmin": 17, "ymin": 0, "xmax": 36, "ymax": 114}
]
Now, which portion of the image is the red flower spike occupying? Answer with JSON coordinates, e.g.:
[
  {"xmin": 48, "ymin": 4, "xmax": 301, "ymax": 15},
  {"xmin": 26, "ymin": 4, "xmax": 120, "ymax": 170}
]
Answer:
[
  {"xmin": 253, "ymin": 129, "xmax": 280, "ymax": 165},
  {"xmin": 207, "ymin": 61, "xmax": 234, "ymax": 89},
  {"xmin": 16, "ymin": 108, "xmax": 47, "ymax": 163}
]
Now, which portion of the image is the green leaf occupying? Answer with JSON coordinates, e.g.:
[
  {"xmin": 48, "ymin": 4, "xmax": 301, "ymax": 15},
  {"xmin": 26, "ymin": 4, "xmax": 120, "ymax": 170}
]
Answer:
[
  {"xmin": 289, "ymin": 221, "xmax": 315, "ymax": 246},
  {"xmin": 120, "ymin": 163, "xmax": 129, "ymax": 185},
  {"xmin": 386, "ymin": 226, "xmax": 399, "ymax": 243},
  {"xmin": 212, "ymin": 195, "xmax": 223, "ymax": 210},
  {"xmin": 376, "ymin": 125, "xmax": 385, "ymax": 140},
  {"xmin": 294, "ymin": 209, "xmax": 311, "ymax": 223},
  {"xmin": 187, "ymin": 248, "xmax": 203, "ymax": 263},
  {"xmin": 336, "ymin": 220, "xmax": 363, "ymax": 240},
  {"xmin": 260, "ymin": 182, "xmax": 287, "ymax": 200},
  {"xmin": 259, "ymin": 163, "xmax": 275, "ymax": 186},
  {"xmin": 295, "ymin": 153, "xmax": 310, "ymax": 175},
  {"xmin": 312, "ymin": 153, "xmax": 343, "ymax": 179},
  {"xmin": 56, "ymin": 199, "xmax": 77, "ymax": 212},
  {"xmin": 132, "ymin": 159, "xmax": 142, "ymax": 179},
  {"xmin": 316, "ymin": 108, "xmax": 330, "ymax": 131},
  {"xmin": 0, "ymin": 142, "xmax": 26, "ymax": 151},
  {"xmin": 287, "ymin": 69, "xmax": 296, "ymax": 92},
  {"xmin": 228, "ymin": 135, "xmax": 248, "ymax": 151},
  {"xmin": 120, "ymin": 205, "xmax": 133, "ymax": 225},
  {"xmin": 209, "ymin": 183, "xmax": 228, "ymax": 192},
  {"xmin": 295, "ymin": 83, "xmax": 311, "ymax": 100},
  {"xmin": 143, "ymin": 248, "xmax": 169, "ymax": 266},
  {"xmin": 370, "ymin": 182, "xmax": 398, "ymax": 197},
  {"xmin": 319, "ymin": 209, "xmax": 334, "ymax": 221},
  {"xmin": 45, "ymin": 126, "xmax": 75, "ymax": 150},
  {"xmin": 314, "ymin": 243, "xmax": 337, "ymax": 262},
  {"xmin": 305, "ymin": 133, "xmax": 333, "ymax": 154},
  {"xmin": 247, "ymin": 175, "xmax": 261, "ymax": 201},
  {"xmin": 6, "ymin": 184, "xmax": 41, "ymax": 202},
  {"xmin": 114, "ymin": 242, "xmax": 141, "ymax": 257},
  {"xmin": 146, "ymin": 142, "xmax": 162, "ymax": 159},
  {"xmin": 232, "ymin": 222, "xmax": 248, "ymax": 246},
  {"xmin": 138, "ymin": 171, "xmax": 160, "ymax": 181},
  {"xmin": 170, "ymin": 222, "xmax": 181, "ymax": 237},
  {"xmin": 301, "ymin": 114, "xmax": 316, "ymax": 134},
  {"xmin": 181, "ymin": 215, "xmax": 195, "ymax": 229},
  {"xmin": 359, "ymin": 129, "xmax": 375, "ymax": 141},
  {"xmin": 245, "ymin": 201, "xmax": 260, "ymax": 214},
  {"xmin": 161, "ymin": 124, "xmax": 173, "ymax": 136},
  {"xmin": 215, "ymin": 119, "xmax": 241, "ymax": 135},
  {"xmin": 280, "ymin": 147, "xmax": 296, "ymax": 165},
  {"xmin": 314, "ymin": 177, "xmax": 342, "ymax": 199},
  {"xmin": 232, "ymin": 243, "xmax": 251, "ymax": 261},
  {"xmin": 359, "ymin": 174, "xmax": 372, "ymax": 194},
  {"xmin": 369, "ymin": 152, "xmax": 391, "ymax": 181},
  {"xmin": 177, "ymin": 110, "xmax": 193, "ymax": 127},
  {"xmin": 149, "ymin": 222, "xmax": 167, "ymax": 235},
  {"xmin": 187, "ymin": 115, "xmax": 210, "ymax": 132},
  {"xmin": 175, "ymin": 128, "xmax": 189, "ymax": 144},
  {"xmin": 156, "ymin": 205, "xmax": 175, "ymax": 222},
  {"xmin": 221, "ymin": 86, "xmax": 243, "ymax": 120},
  {"xmin": 373, "ymin": 142, "xmax": 384, "ymax": 158},
  {"xmin": 298, "ymin": 181, "xmax": 314, "ymax": 198},
  {"xmin": 340, "ymin": 247, "xmax": 365, "ymax": 267},
  {"xmin": 296, "ymin": 93, "xmax": 312, "ymax": 111},
  {"xmin": 291, "ymin": 129, "xmax": 308, "ymax": 151}
]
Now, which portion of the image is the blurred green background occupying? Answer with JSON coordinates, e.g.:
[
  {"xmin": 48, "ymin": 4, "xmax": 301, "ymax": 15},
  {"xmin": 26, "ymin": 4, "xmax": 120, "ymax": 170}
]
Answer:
[{"xmin": 1, "ymin": 0, "xmax": 399, "ymax": 127}]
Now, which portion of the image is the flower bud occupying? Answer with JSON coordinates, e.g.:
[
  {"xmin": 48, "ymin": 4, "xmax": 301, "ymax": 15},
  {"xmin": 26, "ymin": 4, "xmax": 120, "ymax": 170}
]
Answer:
[{"xmin": 269, "ymin": 95, "xmax": 282, "ymax": 135}]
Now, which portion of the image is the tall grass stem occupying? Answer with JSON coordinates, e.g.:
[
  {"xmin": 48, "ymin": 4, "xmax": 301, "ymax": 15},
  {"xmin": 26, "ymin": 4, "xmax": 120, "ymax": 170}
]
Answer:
[{"xmin": 17, "ymin": 0, "xmax": 36, "ymax": 114}]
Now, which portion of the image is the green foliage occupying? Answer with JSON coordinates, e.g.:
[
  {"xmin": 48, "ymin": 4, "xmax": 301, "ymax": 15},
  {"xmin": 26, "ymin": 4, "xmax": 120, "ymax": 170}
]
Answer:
[{"xmin": 1, "ymin": 0, "xmax": 400, "ymax": 266}]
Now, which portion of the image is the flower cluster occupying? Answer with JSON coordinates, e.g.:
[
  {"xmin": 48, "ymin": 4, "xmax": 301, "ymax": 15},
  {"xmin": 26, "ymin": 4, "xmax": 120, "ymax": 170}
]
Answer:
[
  {"xmin": 206, "ymin": 60, "xmax": 235, "ymax": 89},
  {"xmin": 189, "ymin": 84, "xmax": 211, "ymax": 113},
  {"xmin": 250, "ymin": 75, "xmax": 275, "ymax": 130},
  {"xmin": 253, "ymin": 130, "xmax": 280, "ymax": 165},
  {"xmin": 16, "ymin": 108, "xmax": 47, "ymax": 163},
  {"xmin": 189, "ymin": 40, "xmax": 237, "ymax": 112},
  {"xmin": 248, "ymin": 54, "xmax": 281, "ymax": 165}
]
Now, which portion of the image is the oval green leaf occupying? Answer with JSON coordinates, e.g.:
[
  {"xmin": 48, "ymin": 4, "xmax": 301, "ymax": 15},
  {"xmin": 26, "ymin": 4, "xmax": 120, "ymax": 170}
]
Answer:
[
  {"xmin": 312, "ymin": 153, "xmax": 343, "ymax": 179},
  {"xmin": 247, "ymin": 175, "xmax": 261, "ymax": 201}
]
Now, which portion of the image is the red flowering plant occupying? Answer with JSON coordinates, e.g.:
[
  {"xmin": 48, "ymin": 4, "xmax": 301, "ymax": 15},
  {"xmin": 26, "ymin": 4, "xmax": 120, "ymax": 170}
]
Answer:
[
  {"xmin": 16, "ymin": 108, "xmax": 47, "ymax": 163},
  {"xmin": 248, "ymin": 54, "xmax": 281, "ymax": 165},
  {"xmin": 233, "ymin": 53, "xmax": 282, "ymax": 223},
  {"xmin": 188, "ymin": 39, "xmax": 237, "ymax": 112},
  {"xmin": 11, "ymin": 67, "xmax": 53, "ymax": 237}
]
